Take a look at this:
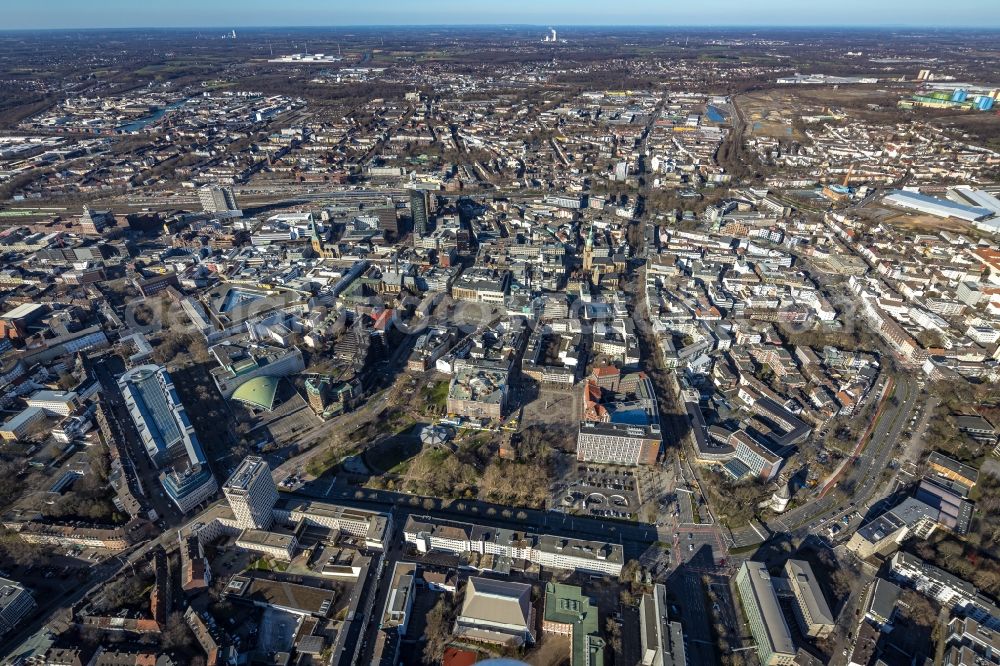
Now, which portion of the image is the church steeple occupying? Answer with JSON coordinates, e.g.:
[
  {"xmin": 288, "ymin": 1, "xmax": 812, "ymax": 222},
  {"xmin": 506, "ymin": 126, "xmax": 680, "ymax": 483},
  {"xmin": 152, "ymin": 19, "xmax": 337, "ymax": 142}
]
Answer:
[{"xmin": 311, "ymin": 218, "xmax": 329, "ymax": 258}]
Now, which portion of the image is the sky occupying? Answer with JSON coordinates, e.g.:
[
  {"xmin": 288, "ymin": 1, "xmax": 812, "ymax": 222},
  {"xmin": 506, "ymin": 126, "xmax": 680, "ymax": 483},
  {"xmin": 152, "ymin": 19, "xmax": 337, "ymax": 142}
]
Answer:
[{"xmin": 3, "ymin": 0, "xmax": 999, "ymax": 30}]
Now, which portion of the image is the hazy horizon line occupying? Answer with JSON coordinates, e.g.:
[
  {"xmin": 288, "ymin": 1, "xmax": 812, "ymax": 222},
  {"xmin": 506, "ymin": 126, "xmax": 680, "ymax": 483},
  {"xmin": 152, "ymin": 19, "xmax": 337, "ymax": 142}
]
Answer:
[{"xmin": 2, "ymin": 23, "xmax": 999, "ymax": 32}]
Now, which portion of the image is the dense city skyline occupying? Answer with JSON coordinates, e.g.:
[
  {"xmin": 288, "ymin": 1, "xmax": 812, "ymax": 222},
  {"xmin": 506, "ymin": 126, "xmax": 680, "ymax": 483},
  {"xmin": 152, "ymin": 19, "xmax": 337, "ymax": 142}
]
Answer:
[{"xmin": 0, "ymin": 15, "xmax": 998, "ymax": 666}]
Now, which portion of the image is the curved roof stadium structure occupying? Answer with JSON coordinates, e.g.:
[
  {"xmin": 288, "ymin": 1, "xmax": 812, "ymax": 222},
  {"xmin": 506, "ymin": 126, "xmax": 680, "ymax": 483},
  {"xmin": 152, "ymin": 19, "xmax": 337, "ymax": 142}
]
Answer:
[{"xmin": 231, "ymin": 375, "xmax": 281, "ymax": 411}]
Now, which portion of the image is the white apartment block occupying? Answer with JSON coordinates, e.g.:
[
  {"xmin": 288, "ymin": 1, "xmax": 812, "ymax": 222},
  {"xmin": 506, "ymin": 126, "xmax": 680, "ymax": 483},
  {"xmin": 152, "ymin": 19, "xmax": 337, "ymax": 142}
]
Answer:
[
  {"xmin": 403, "ymin": 515, "xmax": 623, "ymax": 576},
  {"xmin": 223, "ymin": 456, "xmax": 278, "ymax": 531},
  {"xmin": 576, "ymin": 421, "xmax": 661, "ymax": 466},
  {"xmin": 890, "ymin": 551, "xmax": 1000, "ymax": 630}
]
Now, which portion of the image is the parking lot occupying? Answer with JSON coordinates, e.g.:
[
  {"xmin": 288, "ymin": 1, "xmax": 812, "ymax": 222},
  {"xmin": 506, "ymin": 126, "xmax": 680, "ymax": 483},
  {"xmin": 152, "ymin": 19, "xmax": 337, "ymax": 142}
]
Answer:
[{"xmin": 554, "ymin": 465, "xmax": 641, "ymax": 520}]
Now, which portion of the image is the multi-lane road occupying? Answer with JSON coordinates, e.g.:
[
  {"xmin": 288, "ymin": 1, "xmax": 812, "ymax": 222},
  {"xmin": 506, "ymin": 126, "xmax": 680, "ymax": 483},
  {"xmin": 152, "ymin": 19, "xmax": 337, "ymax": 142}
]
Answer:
[
  {"xmin": 625, "ymin": 101, "xmax": 926, "ymax": 665},
  {"xmin": 766, "ymin": 374, "xmax": 920, "ymax": 540},
  {"xmin": 6, "ymin": 368, "xmax": 920, "ymax": 664}
]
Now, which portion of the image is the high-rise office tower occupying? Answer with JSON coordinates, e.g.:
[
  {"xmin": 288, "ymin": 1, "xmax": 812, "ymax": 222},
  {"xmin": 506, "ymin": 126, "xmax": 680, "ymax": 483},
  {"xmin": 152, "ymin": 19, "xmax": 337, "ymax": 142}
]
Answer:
[
  {"xmin": 223, "ymin": 456, "xmax": 278, "ymax": 530},
  {"xmin": 410, "ymin": 189, "xmax": 431, "ymax": 236},
  {"xmin": 198, "ymin": 185, "xmax": 239, "ymax": 214}
]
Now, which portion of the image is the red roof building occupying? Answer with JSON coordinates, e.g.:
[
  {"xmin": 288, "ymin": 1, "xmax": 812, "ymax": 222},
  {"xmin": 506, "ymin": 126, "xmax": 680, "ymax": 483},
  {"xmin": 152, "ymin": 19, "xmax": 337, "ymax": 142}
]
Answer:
[{"xmin": 443, "ymin": 647, "xmax": 479, "ymax": 666}]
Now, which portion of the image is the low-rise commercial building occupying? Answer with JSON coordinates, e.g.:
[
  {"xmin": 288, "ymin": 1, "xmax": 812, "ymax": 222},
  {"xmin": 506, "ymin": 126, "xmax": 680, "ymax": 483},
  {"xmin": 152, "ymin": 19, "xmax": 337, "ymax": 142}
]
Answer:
[
  {"xmin": 372, "ymin": 562, "xmax": 418, "ymax": 666},
  {"xmin": 847, "ymin": 480, "xmax": 972, "ymax": 559},
  {"xmin": 864, "ymin": 578, "xmax": 901, "ymax": 629},
  {"xmin": 454, "ymin": 577, "xmax": 534, "ymax": 647},
  {"xmin": 25, "ymin": 389, "xmax": 80, "ymax": 416},
  {"xmin": 234, "ymin": 528, "xmax": 298, "ymax": 561},
  {"xmin": 446, "ymin": 367, "xmax": 509, "ymax": 420},
  {"xmin": 0, "ymin": 406, "xmax": 48, "ymax": 442},
  {"xmin": 225, "ymin": 574, "xmax": 337, "ymax": 619},
  {"xmin": 274, "ymin": 498, "xmax": 391, "ymax": 551},
  {"xmin": 728, "ymin": 430, "xmax": 784, "ymax": 481},
  {"xmin": 0, "ymin": 302, "xmax": 48, "ymax": 339},
  {"xmin": 927, "ymin": 451, "xmax": 979, "ymax": 490},
  {"xmin": 451, "ymin": 268, "xmax": 510, "ymax": 304},
  {"xmin": 542, "ymin": 582, "xmax": 605, "ymax": 666},
  {"xmin": 382, "ymin": 562, "xmax": 416, "ymax": 634},
  {"xmin": 883, "ymin": 190, "xmax": 993, "ymax": 222},
  {"xmin": 209, "ymin": 339, "xmax": 304, "ymax": 401}
]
